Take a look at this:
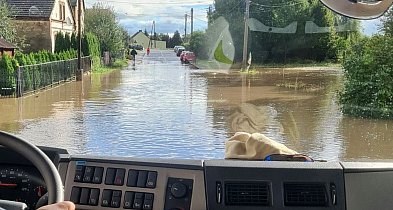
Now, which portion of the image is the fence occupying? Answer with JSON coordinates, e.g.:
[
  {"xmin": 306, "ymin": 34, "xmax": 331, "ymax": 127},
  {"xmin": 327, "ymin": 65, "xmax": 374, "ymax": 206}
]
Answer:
[{"xmin": 0, "ymin": 56, "xmax": 91, "ymax": 98}]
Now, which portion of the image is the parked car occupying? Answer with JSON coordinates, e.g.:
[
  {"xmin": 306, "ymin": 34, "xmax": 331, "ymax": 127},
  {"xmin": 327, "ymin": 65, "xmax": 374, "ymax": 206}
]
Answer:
[
  {"xmin": 180, "ymin": 51, "xmax": 188, "ymax": 62},
  {"xmin": 130, "ymin": 45, "xmax": 144, "ymax": 51},
  {"xmin": 176, "ymin": 48, "xmax": 185, "ymax": 57},
  {"xmin": 181, "ymin": 51, "xmax": 196, "ymax": 64},
  {"xmin": 174, "ymin": 46, "xmax": 182, "ymax": 52}
]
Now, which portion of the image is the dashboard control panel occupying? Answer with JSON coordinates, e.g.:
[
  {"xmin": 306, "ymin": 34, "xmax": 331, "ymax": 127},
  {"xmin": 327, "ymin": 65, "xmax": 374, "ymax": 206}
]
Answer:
[{"xmin": 63, "ymin": 158, "xmax": 206, "ymax": 210}]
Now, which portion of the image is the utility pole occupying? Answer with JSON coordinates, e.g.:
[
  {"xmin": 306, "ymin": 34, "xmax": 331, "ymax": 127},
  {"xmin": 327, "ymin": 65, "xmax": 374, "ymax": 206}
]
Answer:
[
  {"xmin": 153, "ymin": 21, "xmax": 156, "ymax": 48},
  {"xmin": 242, "ymin": 0, "xmax": 250, "ymax": 69},
  {"xmin": 184, "ymin": 14, "xmax": 187, "ymax": 40},
  {"xmin": 191, "ymin": 8, "xmax": 194, "ymax": 37},
  {"xmin": 76, "ymin": 0, "xmax": 83, "ymax": 81}
]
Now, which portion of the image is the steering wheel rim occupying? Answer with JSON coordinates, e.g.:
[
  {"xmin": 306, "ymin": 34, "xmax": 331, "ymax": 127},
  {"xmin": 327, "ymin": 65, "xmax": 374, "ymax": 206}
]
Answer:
[{"xmin": 0, "ymin": 131, "xmax": 64, "ymax": 205}]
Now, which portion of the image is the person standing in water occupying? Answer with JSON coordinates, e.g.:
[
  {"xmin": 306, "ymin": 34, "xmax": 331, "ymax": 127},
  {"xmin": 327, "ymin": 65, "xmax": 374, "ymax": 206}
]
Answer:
[{"xmin": 130, "ymin": 48, "xmax": 138, "ymax": 65}]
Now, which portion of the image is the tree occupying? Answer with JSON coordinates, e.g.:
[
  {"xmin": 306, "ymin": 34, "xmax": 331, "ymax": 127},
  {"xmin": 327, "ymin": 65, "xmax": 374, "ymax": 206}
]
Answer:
[
  {"xmin": 55, "ymin": 32, "xmax": 66, "ymax": 53},
  {"xmin": 171, "ymin": 31, "xmax": 183, "ymax": 47},
  {"xmin": 70, "ymin": 33, "xmax": 77, "ymax": 50},
  {"xmin": 144, "ymin": 29, "xmax": 150, "ymax": 37},
  {"xmin": 340, "ymin": 36, "xmax": 393, "ymax": 118},
  {"xmin": 209, "ymin": 0, "xmax": 361, "ymax": 63},
  {"xmin": 189, "ymin": 31, "xmax": 208, "ymax": 59},
  {"xmin": 0, "ymin": 0, "xmax": 25, "ymax": 48},
  {"xmin": 85, "ymin": 3, "xmax": 126, "ymax": 55},
  {"xmin": 381, "ymin": 8, "xmax": 393, "ymax": 36}
]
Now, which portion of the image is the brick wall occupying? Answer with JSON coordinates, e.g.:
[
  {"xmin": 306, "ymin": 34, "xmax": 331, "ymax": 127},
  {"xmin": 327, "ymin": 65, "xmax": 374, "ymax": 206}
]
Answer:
[{"xmin": 13, "ymin": 20, "xmax": 52, "ymax": 53}]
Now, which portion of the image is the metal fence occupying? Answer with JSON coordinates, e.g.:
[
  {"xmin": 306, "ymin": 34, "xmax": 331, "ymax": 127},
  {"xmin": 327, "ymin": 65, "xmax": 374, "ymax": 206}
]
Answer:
[{"xmin": 1, "ymin": 56, "xmax": 91, "ymax": 98}]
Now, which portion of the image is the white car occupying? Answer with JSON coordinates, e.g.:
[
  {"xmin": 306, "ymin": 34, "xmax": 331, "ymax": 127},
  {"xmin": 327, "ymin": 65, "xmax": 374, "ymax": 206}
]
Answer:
[{"xmin": 174, "ymin": 46, "xmax": 185, "ymax": 54}]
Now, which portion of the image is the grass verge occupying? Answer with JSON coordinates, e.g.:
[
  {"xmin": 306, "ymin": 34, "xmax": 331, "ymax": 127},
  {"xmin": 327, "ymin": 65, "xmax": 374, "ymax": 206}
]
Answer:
[{"xmin": 93, "ymin": 59, "xmax": 129, "ymax": 74}]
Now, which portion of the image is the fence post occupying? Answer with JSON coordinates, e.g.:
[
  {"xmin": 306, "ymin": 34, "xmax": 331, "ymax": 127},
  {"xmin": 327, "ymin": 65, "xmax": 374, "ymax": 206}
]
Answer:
[
  {"xmin": 58, "ymin": 61, "xmax": 61, "ymax": 84},
  {"xmin": 51, "ymin": 62, "xmax": 54, "ymax": 87},
  {"xmin": 16, "ymin": 66, "xmax": 23, "ymax": 98},
  {"xmin": 32, "ymin": 65, "xmax": 36, "ymax": 91}
]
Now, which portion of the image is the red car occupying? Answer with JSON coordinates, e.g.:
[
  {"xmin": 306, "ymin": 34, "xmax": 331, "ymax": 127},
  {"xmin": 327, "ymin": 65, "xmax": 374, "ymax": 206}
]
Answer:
[{"xmin": 181, "ymin": 51, "xmax": 196, "ymax": 64}]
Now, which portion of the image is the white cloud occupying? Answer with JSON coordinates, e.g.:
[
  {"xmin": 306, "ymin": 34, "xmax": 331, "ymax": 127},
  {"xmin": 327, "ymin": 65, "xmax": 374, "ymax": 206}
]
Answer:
[{"xmin": 85, "ymin": 0, "xmax": 212, "ymax": 35}]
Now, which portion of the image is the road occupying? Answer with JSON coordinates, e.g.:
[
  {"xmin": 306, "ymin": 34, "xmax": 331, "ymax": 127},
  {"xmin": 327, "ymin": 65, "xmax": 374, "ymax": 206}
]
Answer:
[{"xmin": 0, "ymin": 49, "xmax": 391, "ymax": 161}]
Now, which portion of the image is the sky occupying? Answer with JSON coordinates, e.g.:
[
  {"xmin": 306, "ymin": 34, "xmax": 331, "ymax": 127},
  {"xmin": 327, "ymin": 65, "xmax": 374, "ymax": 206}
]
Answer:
[
  {"xmin": 84, "ymin": 0, "xmax": 381, "ymax": 36},
  {"xmin": 85, "ymin": 0, "xmax": 213, "ymax": 36}
]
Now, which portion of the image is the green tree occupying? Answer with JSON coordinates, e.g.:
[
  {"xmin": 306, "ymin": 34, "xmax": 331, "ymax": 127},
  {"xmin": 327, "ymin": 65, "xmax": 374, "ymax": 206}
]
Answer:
[
  {"xmin": 71, "ymin": 33, "xmax": 77, "ymax": 50},
  {"xmin": 0, "ymin": 54, "xmax": 16, "ymax": 94},
  {"xmin": 171, "ymin": 31, "xmax": 183, "ymax": 47},
  {"xmin": 84, "ymin": 3, "xmax": 126, "ymax": 54},
  {"xmin": 189, "ymin": 31, "xmax": 208, "ymax": 59},
  {"xmin": 0, "ymin": 0, "xmax": 25, "ymax": 48},
  {"xmin": 381, "ymin": 8, "xmax": 393, "ymax": 36},
  {"xmin": 55, "ymin": 32, "xmax": 66, "ymax": 53},
  {"xmin": 340, "ymin": 36, "xmax": 393, "ymax": 118},
  {"xmin": 64, "ymin": 33, "xmax": 72, "ymax": 50},
  {"xmin": 210, "ymin": 0, "xmax": 360, "ymax": 63}
]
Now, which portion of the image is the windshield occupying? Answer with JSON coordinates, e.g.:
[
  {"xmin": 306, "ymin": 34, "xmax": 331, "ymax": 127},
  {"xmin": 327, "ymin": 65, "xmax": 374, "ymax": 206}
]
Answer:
[{"xmin": 0, "ymin": 0, "xmax": 392, "ymax": 161}]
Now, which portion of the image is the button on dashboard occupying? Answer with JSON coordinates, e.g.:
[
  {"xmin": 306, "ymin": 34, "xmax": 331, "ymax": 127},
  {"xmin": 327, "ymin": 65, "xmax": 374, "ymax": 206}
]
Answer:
[
  {"xmin": 124, "ymin": 191, "xmax": 135, "ymax": 209},
  {"xmin": 114, "ymin": 169, "xmax": 126, "ymax": 186},
  {"xmin": 88, "ymin": 188, "xmax": 100, "ymax": 206},
  {"xmin": 111, "ymin": 190, "xmax": 122, "ymax": 208},
  {"xmin": 79, "ymin": 188, "xmax": 90, "ymax": 205},
  {"xmin": 105, "ymin": 168, "xmax": 117, "ymax": 185},
  {"xmin": 127, "ymin": 170, "xmax": 138, "ymax": 187},
  {"xmin": 92, "ymin": 167, "xmax": 104, "ymax": 184},
  {"xmin": 137, "ymin": 171, "xmax": 148, "ymax": 188},
  {"xmin": 70, "ymin": 187, "xmax": 81, "ymax": 204},
  {"xmin": 101, "ymin": 189, "xmax": 112, "ymax": 207},
  {"xmin": 83, "ymin": 166, "xmax": 95, "ymax": 183},
  {"xmin": 143, "ymin": 193, "xmax": 154, "ymax": 210},
  {"xmin": 146, "ymin": 171, "xmax": 157, "ymax": 189},
  {"xmin": 74, "ymin": 165, "xmax": 85, "ymax": 182}
]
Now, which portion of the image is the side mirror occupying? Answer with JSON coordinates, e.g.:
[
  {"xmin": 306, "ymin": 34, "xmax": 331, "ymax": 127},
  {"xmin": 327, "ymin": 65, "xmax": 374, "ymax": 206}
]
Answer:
[{"xmin": 320, "ymin": 0, "xmax": 393, "ymax": 19}]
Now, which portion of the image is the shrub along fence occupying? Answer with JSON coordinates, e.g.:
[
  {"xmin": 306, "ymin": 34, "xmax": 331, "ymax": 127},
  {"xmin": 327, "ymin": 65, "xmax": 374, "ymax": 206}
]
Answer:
[{"xmin": 1, "ymin": 56, "xmax": 91, "ymax": 97}]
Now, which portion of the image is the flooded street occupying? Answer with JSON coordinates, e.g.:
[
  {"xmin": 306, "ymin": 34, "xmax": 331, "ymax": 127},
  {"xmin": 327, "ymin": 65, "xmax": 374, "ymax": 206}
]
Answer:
[{"xmin": 1, "ymin": 50, "xmax": 393, "ymax": 161}]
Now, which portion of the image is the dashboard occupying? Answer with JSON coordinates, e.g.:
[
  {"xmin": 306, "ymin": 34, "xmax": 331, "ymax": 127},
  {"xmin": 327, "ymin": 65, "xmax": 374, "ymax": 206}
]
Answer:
[{"xmin": 2, "ymin": 147, "xmax": 393, "ymax": 210}]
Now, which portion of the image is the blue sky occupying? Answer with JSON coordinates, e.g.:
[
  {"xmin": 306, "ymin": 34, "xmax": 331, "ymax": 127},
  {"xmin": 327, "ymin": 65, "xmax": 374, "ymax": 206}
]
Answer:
[{"xmin": 85, "ymin": 0, "xmax": 381, "ymax": 36}]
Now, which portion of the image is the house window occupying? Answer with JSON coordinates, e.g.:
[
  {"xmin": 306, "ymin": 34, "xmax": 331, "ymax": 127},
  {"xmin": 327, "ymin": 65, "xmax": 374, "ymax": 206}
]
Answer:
[{"xmin": 59, "ymin": 2, "xmax": 65, "ymax": 21}]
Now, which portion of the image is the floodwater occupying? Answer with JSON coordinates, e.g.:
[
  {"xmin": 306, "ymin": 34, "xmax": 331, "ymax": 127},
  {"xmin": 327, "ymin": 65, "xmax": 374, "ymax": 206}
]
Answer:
[{"xmin": 1, "ymin": 50, "xmax": 393, "ymax": 161}]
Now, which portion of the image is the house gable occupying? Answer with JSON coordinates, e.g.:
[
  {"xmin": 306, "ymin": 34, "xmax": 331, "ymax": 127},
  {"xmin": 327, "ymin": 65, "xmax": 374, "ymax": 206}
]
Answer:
[{"xmin": 50, "ymin": 0, "xmax": 75, "ymax": 26}]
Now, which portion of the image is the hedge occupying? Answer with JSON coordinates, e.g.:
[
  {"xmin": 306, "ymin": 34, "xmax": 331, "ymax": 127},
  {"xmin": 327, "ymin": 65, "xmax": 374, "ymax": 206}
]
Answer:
[{"xmin": 0, "ymin": 49, "xmax": 79, "ymax": 95}]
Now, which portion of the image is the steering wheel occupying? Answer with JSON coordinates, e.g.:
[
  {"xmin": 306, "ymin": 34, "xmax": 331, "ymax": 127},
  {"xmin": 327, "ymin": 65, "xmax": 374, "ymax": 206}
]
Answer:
[{"xmin": 0, "ymin": 131, "xmax": 64, "ymax": 210}]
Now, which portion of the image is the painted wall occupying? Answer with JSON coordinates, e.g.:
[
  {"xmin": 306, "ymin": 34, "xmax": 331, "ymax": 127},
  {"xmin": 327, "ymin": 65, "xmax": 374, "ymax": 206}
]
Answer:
[
  {"xmin": 50, "ymin": 0, "xmax": 75, "ymax": 52},
  {"xmin": 131, "ymin": 32, "xmax": 151, "ymax": 50},
  {"xmin": 131, "ymin": 32, "xmax": 167, "ymax": 50},
  {"xmin": 13, "ymin": 20, "xmax": 52, "ymax": 52}
]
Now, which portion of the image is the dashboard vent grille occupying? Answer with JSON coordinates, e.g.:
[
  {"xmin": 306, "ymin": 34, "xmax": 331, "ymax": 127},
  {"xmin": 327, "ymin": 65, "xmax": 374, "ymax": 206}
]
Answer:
[
  {"xmin": 284, "ymin": 183, "xmax": 328, "ymax": 206},
  {"xmin": 225, "ymin": 182, "xmax": 270, "ymax": 206}
]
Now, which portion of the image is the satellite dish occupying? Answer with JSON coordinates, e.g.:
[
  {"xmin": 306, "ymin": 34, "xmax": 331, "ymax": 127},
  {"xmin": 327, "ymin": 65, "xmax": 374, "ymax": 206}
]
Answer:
[
  {"xmin": 66, "ymin": 17, "xmax": 72, "ymax": 26},
  {"xmin": 29, "ymin": 6, "xmax": 41, "ymax": 16}
]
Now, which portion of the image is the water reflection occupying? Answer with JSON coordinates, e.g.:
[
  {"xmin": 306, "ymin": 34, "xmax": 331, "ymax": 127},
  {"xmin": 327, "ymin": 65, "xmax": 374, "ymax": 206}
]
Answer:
[{"xmin": 0, "ymin": 52, "xmax": 392, "ymax": 161}]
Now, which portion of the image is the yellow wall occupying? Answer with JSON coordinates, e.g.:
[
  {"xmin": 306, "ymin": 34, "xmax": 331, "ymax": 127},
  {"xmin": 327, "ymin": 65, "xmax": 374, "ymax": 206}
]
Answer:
[
  {"xmin": 131, "ymin": 32, "xmax": 167, "ymax": 49},
  {"xmin": 50, "ymin": 0, "xmax": 75, "ymax": 52}
]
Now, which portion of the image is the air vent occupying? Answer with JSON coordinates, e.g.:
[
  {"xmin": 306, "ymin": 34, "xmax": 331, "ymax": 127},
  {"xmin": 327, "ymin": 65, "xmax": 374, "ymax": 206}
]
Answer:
[
  {"xmin": 225, "ymin": 182, "xmax": 270, "ymax": 206},
  {"xmin": 284, "ymin": 183, "xmax": 328, "ymax": 206}
]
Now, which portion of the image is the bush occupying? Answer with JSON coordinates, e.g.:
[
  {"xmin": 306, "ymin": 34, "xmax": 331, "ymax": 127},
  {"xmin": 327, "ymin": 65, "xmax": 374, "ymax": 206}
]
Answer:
[
  {"xmin": 0, "ymin": 54, "xmax": 16, "ymax": 90},
  {"xmin": 83, "ymin": 32, "xmax": 100, "ymax": 57},
  {"xmin": 339, "ymin": 35, "xmax": 393, "ymax": 118}
]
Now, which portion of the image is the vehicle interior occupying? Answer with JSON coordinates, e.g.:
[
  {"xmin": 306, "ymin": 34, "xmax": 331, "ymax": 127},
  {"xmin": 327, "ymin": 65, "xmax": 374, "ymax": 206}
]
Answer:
[{"xmin": 1, "ymin": 0, "xmax": 393, "ymax": 210}]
